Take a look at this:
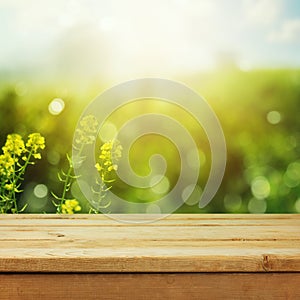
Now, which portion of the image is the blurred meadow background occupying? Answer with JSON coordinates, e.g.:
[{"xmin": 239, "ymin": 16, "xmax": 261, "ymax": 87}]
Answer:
[{"xmin": 0, "ymin": 0, "xmax": 300, "ymax": 213}]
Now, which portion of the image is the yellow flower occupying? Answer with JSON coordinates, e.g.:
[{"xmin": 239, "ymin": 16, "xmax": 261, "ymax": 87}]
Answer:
[
  {"xmin": 101, "ymin": 142, "xmax": 113, "ymax": 151},
  {"xmin": 2, "ymin": 134, "xmax": 25, "ymax": 156},
  {"xmin": 79, "ymin": 115, "xmax": 98, "ymax": 133},
  {"xmin": 107, "ymin": 164, "xmax": 118, "ymax": 172},
  {"xmin": 26, "ymin": 133, "xmax": 45, "ymax": 153},
  {"xmin": 4, "ymin": 183, "xmax": 14, "ymax": 191},
  {"xmin": 114, "ymin": 146, "xmax": 123, "ymax": 159},
  {"xmin": 75, "ymin": 115, "xmax": 99, "ymax": 145},
  {"xmin": 61, "ymin": 199, "xmax": 81, "ymax": 214},
  {"xmin": 33, "ymin": 153, "xmax": 41, "ymax": 159},
  {"xmin": 95, "ymin": 140, "xmax": 122, "ymax": 176},
  {"xmin": 95, "ymin": 163, "xmax": 103, "ymax": 172},
  {"xmin": 0, "ymin": 153, "xmax": 14, "ymax": 176},
  {"xmin": 0, "ymin": 132, "xmax": 46, "ymax": 214}
]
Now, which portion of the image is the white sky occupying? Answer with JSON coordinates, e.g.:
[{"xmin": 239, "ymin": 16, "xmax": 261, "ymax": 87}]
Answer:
[{"xmin": 0, "ymin": 0, "xmax": 300, "ymax": 78}]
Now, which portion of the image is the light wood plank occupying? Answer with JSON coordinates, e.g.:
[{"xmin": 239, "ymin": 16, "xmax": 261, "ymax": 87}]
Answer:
[{"xmin": 0, "ymin": 214, "xmax": 299, "ymax": 273}]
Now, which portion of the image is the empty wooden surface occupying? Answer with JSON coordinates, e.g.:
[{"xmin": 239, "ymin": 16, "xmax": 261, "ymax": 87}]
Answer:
[{"xmin": 0, "ymin": 214, "xmax": 299, "ymax": 273}]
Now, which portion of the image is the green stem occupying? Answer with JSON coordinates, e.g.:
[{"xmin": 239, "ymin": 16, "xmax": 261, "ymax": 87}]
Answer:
[
  {"xmin": 6, "ymin": 149, "xmax": 33, "ymax": 213},
  {"xmin": 60, "ymin": 165, "xmax": 72, "ymax": 208},
  {"xmin": 15, "ymin": 150, "xmax": 33, "ymax": 183},
  {"xmin": 11, "ymin": 151, "xmax": 17, "ymax": 213},
  {"xmin": 58, "ymin": 143, "xmax": 85, "ymax": 212}
]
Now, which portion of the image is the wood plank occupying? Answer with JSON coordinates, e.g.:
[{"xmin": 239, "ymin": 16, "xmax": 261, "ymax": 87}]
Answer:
[
  {"xmin": 0, "ymin": 214, "xmax": 299, "ymax": 273},
  {"xmin": 1, "ymin": 213, "xmax": 299, "ymax": 223},
  {"xmin": 0, "ymin": 273, "xmax": 299, "ymax": 300}
]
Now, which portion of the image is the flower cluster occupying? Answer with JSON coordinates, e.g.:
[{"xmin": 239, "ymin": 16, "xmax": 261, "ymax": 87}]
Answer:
[
  {"xmin": 0, "ymin": 134, "xmax": 24, "ymax": 180},
  {"xmin": 2, "ymin": 134, "xmax": 25, "ymax": 156},
  {"xmin": 26, "ymin": 133, "xmax": 46, "ymax": 159},
  {"xmin": 0, "ymin": 133, "xmax": 45, "ymax": 213},
  {"xmin": 95, "ymin": 140, "xmax": 123, "ymax": 178},
  {"xmin": 74, "ymin": 115, "xmax": 99, "ymax": 146},
  {"xmin": 90, "ymin": 140, "xmax": 123, "ymax": 213},
  {"xmin": 91, "ymin": 140, "xmax": 122, "ymax": 213},
  {"xmin": 61, "ymin": 199, "xmax": 81, "ymax": 214},
  {"xmin": 0, "ymin": 152, "xmax": 15, "ymax": 179}
]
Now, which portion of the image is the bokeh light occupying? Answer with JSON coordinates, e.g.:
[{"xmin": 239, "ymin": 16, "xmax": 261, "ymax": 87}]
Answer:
[
  {"xmin": 251, "ymin": 176, "xmax": 271, "ymax": 199},
  {"xmin": 146, "ymin": 203, "xmax": 161, "ymax": 213},
  {"xmin": 99, "ymin": 122, "xmax": 118, "ymax": 141},
  {"xmin": 19, "ymin": 183, "xmax": 50, "ymax": 212},
  {"xmin": 182, "ymin": 184, "xmax": 203, "ymax": 206},
  {"xmin": 224, "ymin": 194, "xmax": 242, "ymax": 212},
  {"xmin": 47, "ymin": 150, "xmax": 61, "ymax": 165},
  {"xmin": 48, "ymin": 98, "xmax": 65, "ymax": 115},
  {"xmin": 267, "ymin": 111, "xmax": 281, "ymax": 124},
  {"xmin": 248, "ymin": 198, "xmax": 267, "ymax": 213},
  {"xmin": 33, "ymin": 184, "xmax": 48, "ymax": 198},
  {"xmin": 151, "ymin": 176, "xmax": 170, "ymax": 195},
  {"xmin": 283, "ymin": 161, "xmax": 300, "ymax": 188},
  {"xmin": 295, "ymin": 198, "xmax": 300, "ymax": 212}
]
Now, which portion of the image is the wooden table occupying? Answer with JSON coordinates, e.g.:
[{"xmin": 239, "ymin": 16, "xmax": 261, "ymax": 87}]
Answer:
[{"xmin": 0, "ymin": 214, "xmax": 299, "ymax": 299}]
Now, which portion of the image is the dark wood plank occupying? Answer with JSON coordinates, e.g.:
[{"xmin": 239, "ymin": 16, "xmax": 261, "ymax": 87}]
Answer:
[{"xmin": 0, "ymin": 273, "xmax": 299, "ymax": 300}]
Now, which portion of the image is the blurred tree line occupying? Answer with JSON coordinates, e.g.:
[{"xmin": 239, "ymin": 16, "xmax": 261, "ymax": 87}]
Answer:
[{"xmin": 0, "ymin": 69, "xmax": 299, "ymax": 213}]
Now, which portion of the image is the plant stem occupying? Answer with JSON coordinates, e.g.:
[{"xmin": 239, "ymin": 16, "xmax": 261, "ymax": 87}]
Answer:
[
  {"xmin": 6, "ymin": 149, "xmax": 33, "ymax": 213},
  {"xmin": 14, "ymin": 150, "xmax": 33, "ymax": 183},
  {"xmin": 60, "ymin": 165, "xmax": 72, "ymax": 208},
  {"xmin": 57, "ymin": 143, "xmax": 85, "ymax": 212},
  {"xmin": 11, "ymin": 151, "xmax": 17, "ymax": 212}
]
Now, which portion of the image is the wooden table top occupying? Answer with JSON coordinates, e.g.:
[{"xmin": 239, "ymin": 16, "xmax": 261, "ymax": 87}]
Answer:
[{"xmin": 0, "ymin": 214, "xmax": 299, "ymax": 273}]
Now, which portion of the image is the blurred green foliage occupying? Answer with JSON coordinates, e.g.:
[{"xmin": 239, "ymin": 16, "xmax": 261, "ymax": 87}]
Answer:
[{"xmin": 0, "ymin": 69, "xmax": 300, "ymax": 213}]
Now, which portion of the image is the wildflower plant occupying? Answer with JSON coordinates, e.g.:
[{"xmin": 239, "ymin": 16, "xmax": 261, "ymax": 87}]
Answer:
[
  {"xmin": 53, "ymin": 112, "xmax": 122, "ymax": 214},
  {"xmin": 91, "ymin": 139, "xmax": 122, "ymax": 213},
  {"xmin": 0, "ymin": 133, "xmax": 45, "ymax": 213},
  {"xmin": 52, "ymin": 114, "xmax": 99, "ymax": 214}
]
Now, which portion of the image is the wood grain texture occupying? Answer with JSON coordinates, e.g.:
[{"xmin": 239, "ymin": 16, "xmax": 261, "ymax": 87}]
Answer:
[
  {"xmin": 0, "ymin": 273, "xmax": 299, "ymax": 300},
  {"xmin": 0, "ymin": 214, "xmax": 299, "ymax": 273}
]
